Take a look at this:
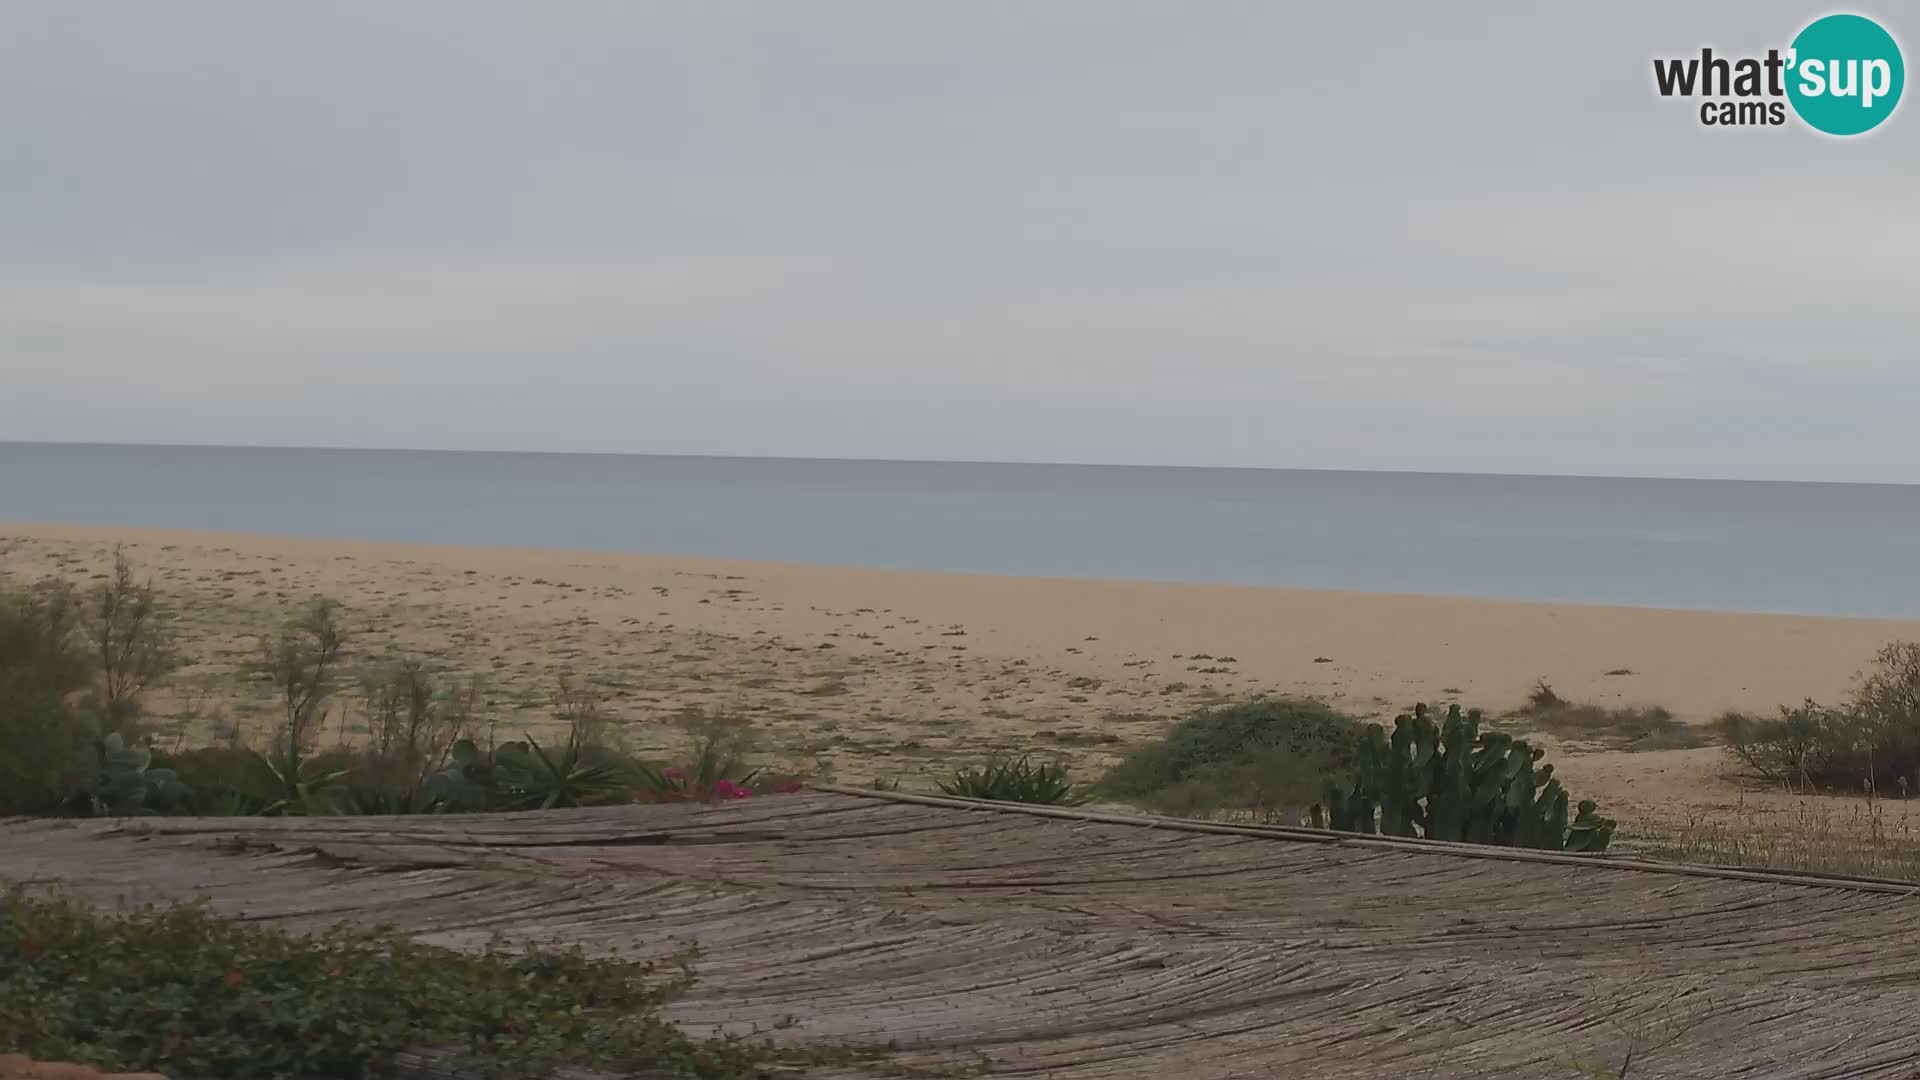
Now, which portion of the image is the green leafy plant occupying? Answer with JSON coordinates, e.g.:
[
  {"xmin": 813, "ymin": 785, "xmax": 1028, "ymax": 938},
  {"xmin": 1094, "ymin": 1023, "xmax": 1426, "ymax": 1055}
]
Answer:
[
  {"xmin": 0, "ymin": 885, "xmax": 849, "ymax": 1079},
  {"xmin": 940, "ymin": 755, "xmax": 1085, "ymax": 805},
  {"xmin": 1313, "ymin": 703, "xmax": 1616, "ymax": 853}
]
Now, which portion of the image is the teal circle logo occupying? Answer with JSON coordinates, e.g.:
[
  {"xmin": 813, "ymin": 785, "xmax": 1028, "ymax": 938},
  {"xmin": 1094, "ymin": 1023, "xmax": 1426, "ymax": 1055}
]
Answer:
[{"xmin": 1786, "ymin": 13, "xmax": 1905, "ymax": 135}]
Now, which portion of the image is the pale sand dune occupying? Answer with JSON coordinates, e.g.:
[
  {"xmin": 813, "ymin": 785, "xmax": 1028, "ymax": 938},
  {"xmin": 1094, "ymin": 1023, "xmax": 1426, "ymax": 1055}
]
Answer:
[{"xmin": 5, "ymin": 522, "xmax": 1919, "ymax": 833}]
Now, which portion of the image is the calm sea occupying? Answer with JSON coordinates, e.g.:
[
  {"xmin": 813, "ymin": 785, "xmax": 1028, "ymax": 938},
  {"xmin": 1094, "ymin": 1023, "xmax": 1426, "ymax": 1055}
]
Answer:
[{"xmin": 2, "ymin": 442, "xmax": 1917, "ymax": 619}]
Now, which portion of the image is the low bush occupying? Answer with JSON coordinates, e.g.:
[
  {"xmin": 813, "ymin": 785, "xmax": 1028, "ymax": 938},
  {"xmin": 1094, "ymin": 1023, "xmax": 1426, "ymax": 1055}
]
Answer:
[
  {"xmin": 1715, "ymin": 701, "xmax": 1870, "ymax": 791},
  {"xmin": 1097, "ymin": 699, "xmax": 1364, "ymax": 817},
  {"xmin": 1, "ymin": 580, "xmax": 96, "ymax": 816},
  {"xmin": 1717, "ymin": 642, "xmax": 1920, "ymax": 793},
  {"xmin": 0, "ymin": 885, "xmax": 804, "ymax": 1079},
  {"xmin": 158, "ymin": 746, "xmax": 285, "ymax": 815},
  {"xmin": 0, "ymin": 570, "xmax": 185, "ymax": 817},
  {"xmin": 940, "ymin": 755, "xmax": 1084, "ymax": 805}
]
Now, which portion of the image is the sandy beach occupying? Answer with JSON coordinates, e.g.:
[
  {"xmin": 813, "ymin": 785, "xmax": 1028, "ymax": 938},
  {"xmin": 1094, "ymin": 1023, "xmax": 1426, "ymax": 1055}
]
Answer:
[{"xmin": 6, "ymin": 522, "xmax": 1919, "ymax": 835}]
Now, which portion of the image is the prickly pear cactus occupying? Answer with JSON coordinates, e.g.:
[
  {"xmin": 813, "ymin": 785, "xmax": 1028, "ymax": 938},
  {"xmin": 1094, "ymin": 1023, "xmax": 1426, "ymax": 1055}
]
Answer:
[
  {"xmin": 1311, "ymin": 703, "xmax": 1616, "ymax": 853},
  {"xmin": 86, "ymin": 732, "xmax": 191, "ymax": 815}
]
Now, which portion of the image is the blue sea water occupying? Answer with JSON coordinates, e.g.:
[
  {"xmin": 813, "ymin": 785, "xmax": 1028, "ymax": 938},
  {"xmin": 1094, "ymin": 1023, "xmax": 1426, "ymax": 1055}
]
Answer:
[{"xmin": 2, "ymin": 442, "xmax": 1917, "ymax": 619}]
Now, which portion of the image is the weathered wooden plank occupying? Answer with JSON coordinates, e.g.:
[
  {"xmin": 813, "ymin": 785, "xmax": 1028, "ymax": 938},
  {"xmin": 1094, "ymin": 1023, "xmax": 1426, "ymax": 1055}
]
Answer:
[{"xmin": 7, "ymin": 792, "xmax": 1920, "ymax": 1078}]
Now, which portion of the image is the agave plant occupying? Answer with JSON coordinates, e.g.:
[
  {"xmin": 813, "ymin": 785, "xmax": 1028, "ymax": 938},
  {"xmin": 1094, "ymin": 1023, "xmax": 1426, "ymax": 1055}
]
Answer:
[
  {"xmin": 491, "ymin": 734, "xmax": 630, "ymax": 810},
  {"xmin": 939, "ymin": 755, "xmax": 1085, "ymax": 806},
  {"xmin": 253, "ymin": 750, "xmax": 354, "ymax": 817}
]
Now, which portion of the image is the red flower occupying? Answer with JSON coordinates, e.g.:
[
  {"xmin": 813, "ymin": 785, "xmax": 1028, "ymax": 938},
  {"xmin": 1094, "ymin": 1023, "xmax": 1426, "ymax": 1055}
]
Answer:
[{"xmin": 226, "ymin": 969, "xmax": 246, "ymax": 987}]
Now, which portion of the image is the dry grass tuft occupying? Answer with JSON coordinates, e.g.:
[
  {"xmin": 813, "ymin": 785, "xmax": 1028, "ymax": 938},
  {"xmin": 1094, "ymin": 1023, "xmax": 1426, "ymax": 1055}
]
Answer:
[
  {"xmin": 1516, "ymin": 680, "xmax": 1708, "ymax": 751},
  {"xmin": 1627, "ymin": 794, "xmax": 1920, "ymax": 881}
]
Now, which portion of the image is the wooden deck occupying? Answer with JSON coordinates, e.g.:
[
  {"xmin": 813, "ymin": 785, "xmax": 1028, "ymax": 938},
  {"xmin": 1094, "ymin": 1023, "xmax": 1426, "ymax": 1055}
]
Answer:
[{"xmin": 6, "ymin": 788, "xmax": 1920, "ymax": 1079}]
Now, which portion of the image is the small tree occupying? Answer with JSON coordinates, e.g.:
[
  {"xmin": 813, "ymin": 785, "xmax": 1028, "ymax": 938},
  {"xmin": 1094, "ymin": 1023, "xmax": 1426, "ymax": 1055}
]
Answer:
[
  {"xmin": 0, "ymin": 578, "xmax": 90, "ymax": 694},
  {"xmin": 0, "ymin": 579, "xmax": 96, "ymax": 814},
  {"xmin": 361, "ymin": 656, "xmax": 475, "ymax": 809},
  {"xmin": 256, "ymin": 599, "xmax": 347, "ymax": 805},
  {"xmin": 87, "ymin": 547, "xmax": 178, "ymax": 734}
]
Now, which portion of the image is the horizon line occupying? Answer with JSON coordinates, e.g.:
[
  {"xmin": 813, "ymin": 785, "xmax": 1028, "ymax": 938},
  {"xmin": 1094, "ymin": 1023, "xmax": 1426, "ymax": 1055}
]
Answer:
[{"xmin": 3, "ymin": 438, "xmax": 1911, "ymax": 489}]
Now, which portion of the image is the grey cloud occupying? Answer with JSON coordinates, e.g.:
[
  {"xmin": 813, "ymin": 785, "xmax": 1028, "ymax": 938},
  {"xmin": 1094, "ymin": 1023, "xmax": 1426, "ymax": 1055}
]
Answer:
[{"xmin": 1, "ymin": 1, "xmax": 1915, "ymax": 481}]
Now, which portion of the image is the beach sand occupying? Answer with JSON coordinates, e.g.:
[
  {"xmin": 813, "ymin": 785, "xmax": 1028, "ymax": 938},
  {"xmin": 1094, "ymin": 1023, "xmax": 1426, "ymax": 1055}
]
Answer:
[{"xmin": 5, "ymin": 522, "xmax": 1918, "ymax": 836}]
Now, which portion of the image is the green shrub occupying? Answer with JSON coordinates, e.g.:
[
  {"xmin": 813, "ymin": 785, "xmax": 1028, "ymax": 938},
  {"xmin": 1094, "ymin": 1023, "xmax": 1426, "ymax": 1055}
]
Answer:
[
  {"xmin": 159, "ymin": 746, "xmax": 279, "ymax": 814},
  {"xmin": 1717, "ymin": 642, "xmax": 1920, "ymax": 793},
  {"xmin": 0, "ymin": 574, "xmax": 189, "ymax": 817},
  {"xmin": 1715, "ymin": 700, "xmax": 1868, "ymax": 791},
  {"xmin": 1097, "ymin": 699, "xmax": 1364, "ymax": 816},
  {"xmin": 940, "ymin": 755, "xmax": 1084, "ymax": 805},
  {"xmin": 0, "ymin": 579, "xmax": 96, "ymax": 815},
  {"xmin": 0, "ymin": 885, "xmax": 790, "ymax": 1079}
]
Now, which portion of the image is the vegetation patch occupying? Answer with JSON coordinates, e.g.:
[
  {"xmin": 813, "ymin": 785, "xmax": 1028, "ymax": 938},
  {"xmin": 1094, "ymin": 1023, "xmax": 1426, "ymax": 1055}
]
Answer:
[
  {"xmin": 1628, "ymin": 795, "xmax": 1920, "ymax": 881},
  {"xmin": 1317, "ymin": 704, "xmax": 1615, "ymax": 852},
  {"xmin": 1514, "ymin": 680, "xmax": 1707, "ymax": 751},
  {"xmin": 940, "ymin": 754, "xmax": 1084, "ymax": 805},
  {"xmin": 1716, "ymin": 643, "xmax": 1920, "ymax": 795},
  {"xmin": 0, "ymin": 887, "xmax": 866, "ymax": 1079},
  {"xmin": 0, "ymin": 556, "xmax": 806, "ymax": 820},
  {"xmin": 1096, "ymin": 699, "xmax": 1365, "ymax": 818}
]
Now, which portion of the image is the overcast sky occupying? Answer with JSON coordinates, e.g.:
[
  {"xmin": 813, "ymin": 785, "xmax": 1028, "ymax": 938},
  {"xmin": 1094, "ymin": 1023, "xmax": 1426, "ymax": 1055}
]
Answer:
[{"xmin": 2, "ymin": 2, "xmax": 1915, "ymax": 481}]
